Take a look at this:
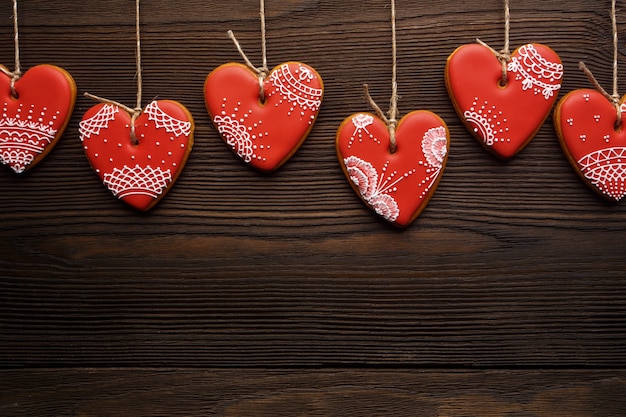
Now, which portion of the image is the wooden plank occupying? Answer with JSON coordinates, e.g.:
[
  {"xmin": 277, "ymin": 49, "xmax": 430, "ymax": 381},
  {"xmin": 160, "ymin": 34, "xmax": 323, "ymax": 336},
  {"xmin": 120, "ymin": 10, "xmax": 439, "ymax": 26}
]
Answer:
[
  {"xmin": 2, "ymin": 274, "xmax": 626, "ymax": 367},
  {"xmin": 1, "ymin": 369, "xmax": 625, "ymax": 416}
]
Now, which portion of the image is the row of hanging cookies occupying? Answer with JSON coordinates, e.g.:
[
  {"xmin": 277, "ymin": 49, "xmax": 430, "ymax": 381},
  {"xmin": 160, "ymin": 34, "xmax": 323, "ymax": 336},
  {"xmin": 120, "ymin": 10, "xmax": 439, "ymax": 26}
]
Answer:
[{"xmin": 1, "ymin": 0, "xmax": 624, "ymax": 228}]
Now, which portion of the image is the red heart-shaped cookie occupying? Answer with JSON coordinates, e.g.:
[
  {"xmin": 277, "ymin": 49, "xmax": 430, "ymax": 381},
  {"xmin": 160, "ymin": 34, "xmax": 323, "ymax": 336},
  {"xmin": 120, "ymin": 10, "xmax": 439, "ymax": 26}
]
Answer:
[
  {"xmin": 0, "ymin": 64, "xmax": 76, "ymax": 173},
  {"xmin": 337, "ymin": 111, "xmax": 449, "ymax": 227},
  {"xmin": 205, "ymin": 62, "xmax": 323, "ymax": 172},
  {"xmin": 555, "ymin": 89, "xmax": 626, "ymax": 201},
  {"xmin": 446, "ymin": 43, "xmax": 563, "ymax": 159},
  {"xmin": 79, "ymin": 100, "xmax": 194, "ymax": 211}
]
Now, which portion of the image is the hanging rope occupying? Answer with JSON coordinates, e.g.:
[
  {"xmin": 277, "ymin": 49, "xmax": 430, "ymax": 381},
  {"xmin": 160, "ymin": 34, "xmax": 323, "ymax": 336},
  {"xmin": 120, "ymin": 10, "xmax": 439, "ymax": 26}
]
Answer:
[
  {"xmin": 1, "ymin": 0, "xmax": 22, "ymax": 98},
  {"xmin": 476, "ymin": 0, "xmax": 511, "ymax": 86},
  {"xmin": 228, "ymin": 0, "xmax": 270, "ymax": 102},
  {"xmin": 85, "ymin": 0, "xmax": 143, "ymax": 144},
  {"xmin": 364, "ymin": 0, "xmax": 399, "ymax": 153},
  {"xmin": 579, "ymin": 0, "xmax": 622, "ymax": 128}
]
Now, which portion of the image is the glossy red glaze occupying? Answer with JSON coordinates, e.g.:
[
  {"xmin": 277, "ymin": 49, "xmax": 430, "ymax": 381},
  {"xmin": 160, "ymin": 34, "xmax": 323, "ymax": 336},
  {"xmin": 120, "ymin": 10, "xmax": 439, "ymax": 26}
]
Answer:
[
  {"xmin": 79, "ymin": 100, "xmax": 194, "ymax": 211},
  {"xmin": 336, "ymin": 111, "xmax": 449, "ymax": 228},
  {"xmin": 0, "ymin": 64, "xmax": 76, "ymax": 173},
  {"xmin": 555, "ymin": 89, "xmax": 626, "ymax": 201},
  {"xmin": 446, "ymin": 43, "xmax": 562, "ymax": 159},
  {"xmin": 205, "ymin": 62, "xmax": 323, "ymax": 172}
]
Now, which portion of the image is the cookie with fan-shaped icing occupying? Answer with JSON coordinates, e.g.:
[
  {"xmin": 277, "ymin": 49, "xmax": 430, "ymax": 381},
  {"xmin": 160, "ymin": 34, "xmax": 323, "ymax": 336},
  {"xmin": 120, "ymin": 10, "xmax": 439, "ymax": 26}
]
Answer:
[
  {"xmin": 205, "ymin": 62, "xmax": 323, "ymax": 172},
  {"xmin": 446, "ymin": 42, "xmax": 563, "ymax": 159}
]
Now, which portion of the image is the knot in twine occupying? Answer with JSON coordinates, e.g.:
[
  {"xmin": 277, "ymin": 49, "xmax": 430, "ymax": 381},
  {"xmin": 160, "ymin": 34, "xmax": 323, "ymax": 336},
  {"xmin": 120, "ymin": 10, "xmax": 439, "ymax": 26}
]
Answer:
[
  {"xmin": 83, "ymin": 0, "xmax": 144, "ymax": 145},
  {"xmin": 228, "ymin": 30, "xmax": 269, "ymax": 103},
  {"xmin": 476, "ymin": 0, "xmax": 511, "ymax": 85},
  {"xmin": 364, "ymin": 83, "xmax": 398, "ymax": 154},
  {"xmin": 476, "ymin": 38, "xmax": 511, "ymax": 86},
  {"xmin": 1, "ymin": 67, "xmax": 21, "ymax": 98}
]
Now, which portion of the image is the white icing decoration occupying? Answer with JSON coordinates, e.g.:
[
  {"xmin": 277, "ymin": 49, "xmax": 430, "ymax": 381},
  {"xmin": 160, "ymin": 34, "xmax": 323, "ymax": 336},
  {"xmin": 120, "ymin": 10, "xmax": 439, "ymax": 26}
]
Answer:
[
  {"xmin": 79, "ymin": 104, "xmax": 119, "ymax": 140},
  {"xmin": 463, "ymin": 97, "xmax": 509, "ymax": 146},
  {"xmin": 507, "ymin": 44, "xmax": 563, "ymax": 99},
  {"xmin": 347, "ymin": 114, "xmax": 379, "ymax": 149},
  {"xmin": 0, "ymin": 118, "xmax": 58, "ymax": 173},
  {"xmin": 344, "ymin": 156, "xmax": 400, "ymax": 222},
  {"xmin": 268, "ymin": 64, "xmax": 323, "ymax": 115},
  {"xmin": 144, "ymin": 101, "xmax": 191, "ymax": 137},
  {"xmin": 578, "ymin": 147, "xmax": 626, "ymax": 201},
  {"xmin": 103, "ymin": 164, "xmax": 172, "ymax": 199},
  {"xmin": 422, "ymin": 126, "xmax": 447, "ymax": 169},
  {"xmin": 213, "ymin": 114, "xmax": 254, "ymax": 163}
]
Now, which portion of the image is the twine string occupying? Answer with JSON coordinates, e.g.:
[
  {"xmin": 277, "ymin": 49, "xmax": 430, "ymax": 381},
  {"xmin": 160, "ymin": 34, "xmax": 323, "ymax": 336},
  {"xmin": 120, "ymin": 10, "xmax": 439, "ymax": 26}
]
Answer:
[
  {"xmin": 364, "ymin": 0, "xmax": 399, "ymax": 153},
  {"xmin": 579, "ymin": 0, "xmax": 621, "ymax": 128},
  {"xmin": 476, "ymin": 0, "xmax": 511, "ymax": 86},
  {"xmin": 611, "ymin": 0, "xmax": 621, "ymax": 125},
  {"xmin": 85, "ymin": 0, "xmax": 143, "ymax": 144},
  {"xmin": 134, "ymin": 0, "xmax": 142, "ymax": 113},
  {"xmin": 1, "ymin": 0, "xmax": 22, "ymax": 98},
  {"xmin": 228, "ymin": 0, "xmax": 269, "ymax": 102}
]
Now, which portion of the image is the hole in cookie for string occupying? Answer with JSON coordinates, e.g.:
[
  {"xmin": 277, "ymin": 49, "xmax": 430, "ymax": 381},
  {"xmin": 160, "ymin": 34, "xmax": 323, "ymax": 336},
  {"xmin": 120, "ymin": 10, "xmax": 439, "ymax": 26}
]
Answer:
[
  {"xmin": 498, "ymin": 76, "xmax": 508, "ymax": 88},
  {"xmin": 257, "ymin": 76, "xmax": 268, "ymax": 106},
  {"xmin": 9, "ymin": 88, "xmax": 19, "ymax": 100}
]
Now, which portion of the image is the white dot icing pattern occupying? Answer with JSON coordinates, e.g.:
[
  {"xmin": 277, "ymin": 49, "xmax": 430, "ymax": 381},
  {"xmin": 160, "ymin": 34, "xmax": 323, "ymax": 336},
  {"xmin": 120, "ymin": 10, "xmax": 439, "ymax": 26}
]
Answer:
[
  {"xmin": 564, "ymin": 96, "xmax": 626, "ymax": 201},
  {"xmin": 268, "ymin": 64, "xmax": 323, "ymax": 116},
  {"xmin": 344, "ymin": 118, "xmax": 447, "ymax": 222},
  {"xmin": 80, "ymin": 101, "xmax": 191, "ymax": 205},
  {"xmin": 213, "ymin": 101, "xmax": 270, "ymax": 163},
  {"xmin": 507, "ymin": 44, "xmax": 563, "ymax": 99},
  {"xmin": 0, "ymin": 102, "xmax": 61, "ymax": 173},
  {"xmin": 463, "ymin": 97, "xmax": 510, "ymax": 146}
]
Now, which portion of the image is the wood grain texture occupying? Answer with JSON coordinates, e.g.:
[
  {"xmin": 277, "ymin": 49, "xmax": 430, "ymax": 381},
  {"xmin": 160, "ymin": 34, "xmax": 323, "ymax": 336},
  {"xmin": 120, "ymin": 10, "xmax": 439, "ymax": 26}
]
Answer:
[
  {"xmin": 2, "ymin": 369, "xmax": 625, "ymax": 417},
  {"xmin": 1, "ymin": 0, "xmax": 625, "ymax": 414}
]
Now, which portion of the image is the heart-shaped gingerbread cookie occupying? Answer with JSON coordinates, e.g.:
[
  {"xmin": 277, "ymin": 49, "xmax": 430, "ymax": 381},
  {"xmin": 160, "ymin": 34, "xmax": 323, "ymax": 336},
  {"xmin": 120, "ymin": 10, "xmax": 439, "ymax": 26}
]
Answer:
[
  {"xmin": 79, "ymin": 100, "xmax": 194, "ymax": 211},
  {"xmin": 555, "ymin": 89, "xmax": 626, "ymax": 201},
  {"xmin": 337, "ymin": 111, "xmax": 449, "ymax": 227},
  {"xmin": 446, "ymin": 43, "xmax": 563, "ymax": 159},
  {"xmin": 0, "ymin": 64, "xmax": 76, "ymax": 173},
  {"xmin": 205, "ymin": 62, "xmax": 323, "ymax": 172}
]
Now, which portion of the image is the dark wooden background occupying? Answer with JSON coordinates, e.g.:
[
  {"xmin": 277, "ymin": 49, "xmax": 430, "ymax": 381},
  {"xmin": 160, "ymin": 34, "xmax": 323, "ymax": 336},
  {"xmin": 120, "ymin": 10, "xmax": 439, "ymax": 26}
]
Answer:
[{"xmin": 1, "ymin": 1, "xmax": 626, "ymax": 415}]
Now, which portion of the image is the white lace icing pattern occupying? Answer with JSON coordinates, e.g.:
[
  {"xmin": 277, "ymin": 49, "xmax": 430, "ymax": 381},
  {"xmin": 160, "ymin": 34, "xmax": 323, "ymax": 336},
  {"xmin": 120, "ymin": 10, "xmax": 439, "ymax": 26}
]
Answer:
[
  {"xmin": 144, "ymin": 101, "xmax": 191, "ymax": 137},
  {"xmin": 578, "ymin": 147, "xmax": 626, "ymax": 201},
  {"xmin": 507, "ymin": 44, "xmax": 563, "ymax": 99},
  {"xmin": 0, "ymin": 103, "xmax": 61, "ymax": 173},
  {"xmin": 344, "ymin": 121, "xmax": 447, "ymax": 222},
  {"xmin": 103, "ymin": 164, "xmax": 172, "ymax": 199},
  {"xmin": 79, "ymin": 104, "xmax": 119, "ymax": 140},
  {"xmin": 269, "ymin": 64, "xmax": 323, "ymax": 112},
  {"xmin": 213, "ymin": 114, "xmax": 254, "ymax": 163},
  {"xmin": 344, "ymin": 155, "xmax": 400, "ymax": 222}
]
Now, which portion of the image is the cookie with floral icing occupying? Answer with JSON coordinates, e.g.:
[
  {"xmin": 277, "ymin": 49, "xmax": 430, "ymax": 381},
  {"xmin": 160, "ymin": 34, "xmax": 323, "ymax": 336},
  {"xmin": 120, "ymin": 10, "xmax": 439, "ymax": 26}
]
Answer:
[
  {"xmin": 205, "ymin": 62, "xmax": 323, "ymax": 172},
  {"xmin": 446, "ymin": 43, "xmax": 563, "ymax": 159},
  {"xmin": 0, "ymin": 64, "xmax": 76, "ymax": 173},
  {"xmin": 79, "ymin": 100, "xmax": 194, "ymax": 211},
  {"xmin": 555, "ymin": 89, "xmax": 626, "ymax": 201},
  {"xmin": 337, "ymin": 111, "xmax": 449, "ymax": 228}
]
